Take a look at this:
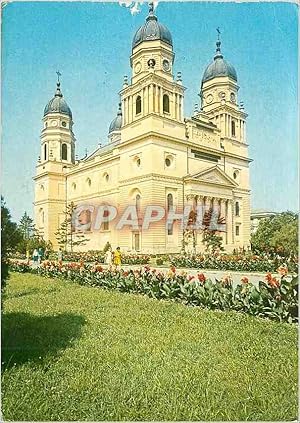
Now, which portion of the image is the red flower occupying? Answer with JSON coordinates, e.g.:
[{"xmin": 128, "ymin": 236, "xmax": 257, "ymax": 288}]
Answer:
[
  {"xmin": 197, "ymin": 273, "xmax": 206, "ymax": 283},
  {"xmin": 188, "ymin": 275, "xmax": 195, "ymax": 282},
  {"xmin": 170, "ymin": 265, "xmax": 176, "ymax": 273}
]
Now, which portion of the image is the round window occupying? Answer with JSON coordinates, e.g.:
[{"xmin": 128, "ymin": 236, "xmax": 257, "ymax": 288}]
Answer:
[
  {"xmin": 62, "ymin": 121, "xmax": 67, "ymax": 127},
  {"xmin": 165, "ymin": 157, "xmax": 171, "ymax": 167}
]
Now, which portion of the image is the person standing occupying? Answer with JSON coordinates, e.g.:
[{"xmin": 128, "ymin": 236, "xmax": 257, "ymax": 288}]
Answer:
[
  {"xmin": 38, "ymin": 246, "xmax": 44, "ymax": 265},
  {"xmin": 32, "ymin": 248, "xmax": 39, "ymax": 269},
  {"xmin": 105, "ymin": 247, "xmax": 113, "ymax": 270},
  {"xmin": 113, "ymin": 247, "xmax": 122, "ymax": 270},
  {"xmin": 26, "ymin": 249, "xmax": 30, "ymax": 264}
]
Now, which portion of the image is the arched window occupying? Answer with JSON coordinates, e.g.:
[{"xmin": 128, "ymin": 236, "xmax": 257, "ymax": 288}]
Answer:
[
  {"xmin": 39, "ymin": 208, "xmax": 44, "ymax": 227},
  {"xmin": 136, "ymin": 194, "xmax": 141, "ymax": 214},
  {"xmin": 136, "ymin": 95, "xmax": 141, "ymax": 115},
  {"xmin": 103, "ymin": 207, "xmax": 109, "ymax": 231},
  {"xmin": 163, "ymin": 94, "xmax": 170, "ymax": 113},
  {"xmin": 231, "ymin": 120, "xmax": 236, "ymax": 137},
  {"xmin": 62, "ymin": 143, "xmax": 68, "ymax": 161},
  {"xmin": 167, "ymin": 193, "xmax": 173, "ymax": 235},
  {"xmin": 86, "ymin": 177, "xmax": 91, "ymax": 188},
  {"xmin": 235, "ymin": 201, "xmax": 240, "ymax": 217},
  {"xmin": 44, "ymin": 144, "xmax": 47, "ymax": 161}
]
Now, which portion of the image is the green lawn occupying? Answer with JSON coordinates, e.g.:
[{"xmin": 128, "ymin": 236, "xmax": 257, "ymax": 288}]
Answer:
[{"xmin": 2, "ymin": 273, "xmax": 298, "ymax": 421}]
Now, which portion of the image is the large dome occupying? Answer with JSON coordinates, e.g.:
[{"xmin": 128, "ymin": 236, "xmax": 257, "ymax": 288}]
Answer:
[
  {"xmin": 132, "ymin": 6, "xmax": 172, "ymax": 49},
  {"xmin": 202, "ymin": 41, "xmax": 237, "ymax": 84},
  {"xmin": 44, "ymin": 82, "xmax": 72, "ymax": 118},
  {"xmin": 109, "ymin": 103, "xmax": 122, "ymax": 133}
]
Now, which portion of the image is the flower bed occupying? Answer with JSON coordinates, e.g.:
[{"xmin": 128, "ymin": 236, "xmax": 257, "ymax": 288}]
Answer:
[
  {"xmin": 170, "ymin": 254, "xmax": 298, "ymax": 273},
  {"xmin": 9, "ymin": 260, "xmax": 298, "ymax": 323},
  {"xmin": 46, "ymin": 251, "xmax": 150, "ymax": 265}
]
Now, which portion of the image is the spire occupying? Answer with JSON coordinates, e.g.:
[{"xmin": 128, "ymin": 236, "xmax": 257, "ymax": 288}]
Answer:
[
  {"xmin": 146, "ymin": 1, "xmax": 157, "ymax": 21},
  {"xmin": 55, "ymin": 71, "xmax": 63, "ymax": 97},
  {"xmin": 149, "ymin": 2, "xmax": 154, "ymax": 15},
  {"xmin": 214, "ymin": 28, "xmax": 223, "ymax": 59}
]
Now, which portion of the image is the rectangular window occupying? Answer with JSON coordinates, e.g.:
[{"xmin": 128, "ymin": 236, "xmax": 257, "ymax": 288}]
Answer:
[
  {"xmin": 167, "ymin": 223, "xmax": 173, "ymax": 236},
  {"xmin": 235, "ymin": 225, "xmax": 240, "ymax": 236},
  {"xmin": 191, "ymin": 149, "xmax": 221, "ymax": 163},
  {"xmin": 103, "ymin": 221, "xmax": 109, "ymax": 231},
  {"xmin": 133, "ymin": 233, "xmax": 140, "ymax": 251}
]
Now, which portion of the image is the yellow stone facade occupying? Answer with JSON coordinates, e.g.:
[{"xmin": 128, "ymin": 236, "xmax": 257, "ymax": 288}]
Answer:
[{"xmin": 34, "ymin": 7, "xmax": 251, "ymax": 254}]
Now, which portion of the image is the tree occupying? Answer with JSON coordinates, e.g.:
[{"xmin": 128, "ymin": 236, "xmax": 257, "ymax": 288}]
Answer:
[
  {"xmin": 251, "ymin": 212, "xmax": 298, "ymax": 257},
  {"xmin": 19, "ymin": 211, "xmax": 35, "ymax": 240},
  {"xmin": 1, "ymin": 197, "xmax": 22, "ymax": 292},
  {"xmin": 202, "ymin": 229, "xmax": 224, "ymax": 254},
  {"xmin": 55, "ymin": 202, "xmax": 90, "ymax": 252}
]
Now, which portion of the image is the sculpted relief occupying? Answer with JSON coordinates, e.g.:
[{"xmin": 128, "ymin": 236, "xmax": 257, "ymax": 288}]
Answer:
[{"xmin": 191, "ymin": 127, "xmax": 217, "ymax": 146}]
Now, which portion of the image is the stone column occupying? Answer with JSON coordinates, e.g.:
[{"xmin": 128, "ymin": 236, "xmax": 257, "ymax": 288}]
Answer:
[
  {"xmin": 126, "ymin": 97, "xmax": 130, "ymax": 125},
  {"xmin": 160, "ymin": 88, "xmax": 163, "ymax": 115},
  {"xmin": 155, "ymin": 85, "xmax": 159, "ymax": 113},
  {"xmin": 122, "ymin": 99, "xmax": 126, "ymax": 125},
  {"xmin": 128, "ymin": 96, "xmax": 132, "ymax": 123},
  {"xmin": 220, "ymin": 198, "xmax": 227, "ymax": 244},
  {"xmin": 149, "ymin": 84, "xmax": 154, "ymax": 113},
  {"xmin": 226, "ymin": 200, "xmax": 233, "ymax": 245}
]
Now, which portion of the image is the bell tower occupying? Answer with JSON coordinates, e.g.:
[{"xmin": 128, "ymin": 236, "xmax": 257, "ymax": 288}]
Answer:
[
  {"xmin": 120, "ymin": 2, "xmax": 185, "ymax": 132},
  {"xmin": 200, "ymin": 32, "xmax": 247, "ymax": 143},
  {"xmin": 34, "ymin": 73, "xmax": 75, "ymax": 248}
]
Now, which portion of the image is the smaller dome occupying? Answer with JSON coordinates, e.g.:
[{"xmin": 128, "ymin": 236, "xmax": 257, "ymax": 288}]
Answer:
[
  {"xmin": 202, "ymin": 40, "xmax": 237, "ymax": 84},
  {"xmin": 132, "ymin": 5, "xmax": 172, "ymax": 50},
  {"xmin": 109, "ymin": 103, "xmax": 122, "ymax": 133},
  {"xmin": 44, "ymin": 82, "xmax": 72, "ymax": 118}
]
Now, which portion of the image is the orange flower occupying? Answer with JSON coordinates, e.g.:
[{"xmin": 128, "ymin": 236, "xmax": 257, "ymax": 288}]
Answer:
[
  {"xmin": 241, "ymin": 276, "xmax": 249, "ymax": 284},
  {"xmin": 265, "ymin": 272, "xmax": 273, "ymax": 283},
  {"xmin": 221, "ymin": 275, "xmax": 233, "ymax": 286},
  {"xmin": 277, "ymin": 266, "xmax": 288, "ymax": 276},
  {"xmin": 265, "ymin": 273, "xmax": 280, "ymax": 288}
]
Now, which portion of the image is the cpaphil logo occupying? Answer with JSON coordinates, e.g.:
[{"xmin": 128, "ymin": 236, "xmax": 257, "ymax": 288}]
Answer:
[{"xmin": 72, "ymin": 203, "xmax": 227, "ymax": 233}]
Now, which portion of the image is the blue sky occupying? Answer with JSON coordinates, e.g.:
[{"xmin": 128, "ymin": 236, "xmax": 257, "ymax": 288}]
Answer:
[{"xmin": 1, "ymin": 1, "xmax": 298, "ymax": 221}]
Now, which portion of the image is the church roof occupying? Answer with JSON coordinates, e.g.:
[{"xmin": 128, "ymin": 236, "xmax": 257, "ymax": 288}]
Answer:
[
  {"xmin": 108, "ymin": 103, "xmax": 122, "ymax": 133},
  {"xmin": 44, "ymin": 81, "xmax": 72, "ymax": 118},
  {"xmin": 132, "ymin": 3, "xmax": 172, "ymax": 49},
  {"xmin": 202, "ymin": 40, "xmax": 237, "ymax": 84}
]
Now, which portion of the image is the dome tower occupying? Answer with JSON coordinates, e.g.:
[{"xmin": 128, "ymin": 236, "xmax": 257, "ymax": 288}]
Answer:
[
  {"xmin": 200, "ymin": 33, "xmax": 247, "ymax": 143},
  {"xmin": 120, "ymin": 2, "xmax": 185, "ymax": 135},
  {"xmin": 40, "ymin": 74, "xmax": 75, "ymax": 164},
  {"xmin": 34, "ymin": 73, "xmax": 76, "ymax": 248}
]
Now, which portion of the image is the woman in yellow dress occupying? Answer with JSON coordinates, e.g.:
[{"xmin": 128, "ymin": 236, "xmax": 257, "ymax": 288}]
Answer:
[{"xmin": 113, "ymin": 247, "xmax": 122, "ymax": 270}]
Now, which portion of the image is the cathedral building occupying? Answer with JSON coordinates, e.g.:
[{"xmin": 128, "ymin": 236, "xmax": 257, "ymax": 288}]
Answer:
[{"xmin": 34, "ymin": 4, "xmax": 251, "ymax": 254}]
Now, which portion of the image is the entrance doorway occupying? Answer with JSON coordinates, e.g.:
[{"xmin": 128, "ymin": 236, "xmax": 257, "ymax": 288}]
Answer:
[{"xmin": 133, "ymin": 232, "xmax": 141, "ymax": 251}]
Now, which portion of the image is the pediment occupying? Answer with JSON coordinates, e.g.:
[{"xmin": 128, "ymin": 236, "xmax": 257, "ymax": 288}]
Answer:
[{"xmin": 185, "ymin": 166, "xmax": 238, "ymax": 187}]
